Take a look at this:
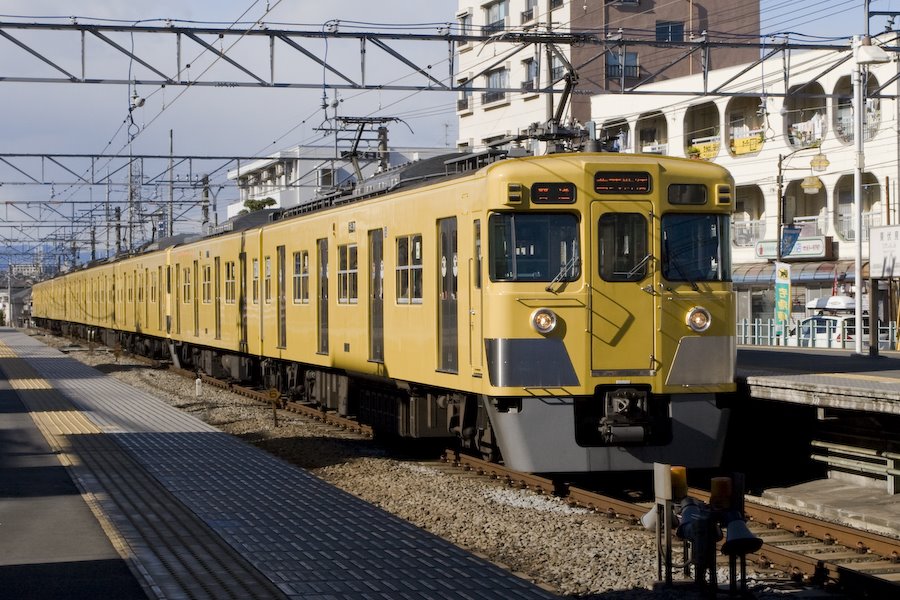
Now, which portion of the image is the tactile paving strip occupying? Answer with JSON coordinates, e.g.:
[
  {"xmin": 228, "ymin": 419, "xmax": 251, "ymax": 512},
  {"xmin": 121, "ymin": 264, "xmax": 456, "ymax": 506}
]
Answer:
[{"xmin": 1, "ymin": 332, "xmax": 556, "ymax": 599}]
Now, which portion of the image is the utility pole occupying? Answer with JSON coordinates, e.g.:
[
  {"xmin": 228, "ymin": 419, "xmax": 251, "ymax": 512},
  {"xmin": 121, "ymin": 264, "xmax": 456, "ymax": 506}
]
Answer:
[
  {"xmin": 201, "ymin": 175, "xmax": 210, "ymax": 231},
  {"xmin": 168, "ymin": 129, "xmax": 174, "ymax": 238}
]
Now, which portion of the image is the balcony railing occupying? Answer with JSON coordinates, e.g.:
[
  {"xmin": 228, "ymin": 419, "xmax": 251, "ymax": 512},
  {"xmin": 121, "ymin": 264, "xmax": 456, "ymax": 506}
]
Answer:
[
  {"xmin": 483, "ymin": 20, "xmax": 505, "ymax": 35},
  {"xmin": 482, "ymin": 90, "xmax": 506, "ymax": 105},
  {"xmin": 521, "ymin": 8, "xmax": 534, "ymax": 22},
  {"xmin": 606, "ymin": 64, "xmax": 639, "ymax": 79},
  {"xmin": 732, "ymin": 220, "xmax": 765, "ymax": 247},
  {"xmin": 457, "ymin": 96, "xmax": 471, "ymax": 111},
  {"xmin": 836, "ymin": 211, "xmax": 881, "ymax": 241},
  {"xmin": 521, "ymin": 79, "xmax": 536, "ymax": 93},
  {"xmin": 791, "ymin": 215, "xmax": 826, "ymax": 237}
]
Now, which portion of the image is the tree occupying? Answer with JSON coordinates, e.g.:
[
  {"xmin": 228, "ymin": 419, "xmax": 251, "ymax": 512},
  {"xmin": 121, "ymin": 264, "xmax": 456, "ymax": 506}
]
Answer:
[{"xmin": 238, "ymin": 197, "xmax": 277, "ymax": 215}]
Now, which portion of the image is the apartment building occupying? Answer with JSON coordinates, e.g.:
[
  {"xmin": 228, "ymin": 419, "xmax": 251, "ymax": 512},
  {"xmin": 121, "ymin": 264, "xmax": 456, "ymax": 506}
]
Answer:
[
  {"xmin": 587, "ymin": 39, "xmax": 899, "ymax": 323},
  {"xmin": 456, "ymin": 0, "xmax": 760, "ymax": 150}
]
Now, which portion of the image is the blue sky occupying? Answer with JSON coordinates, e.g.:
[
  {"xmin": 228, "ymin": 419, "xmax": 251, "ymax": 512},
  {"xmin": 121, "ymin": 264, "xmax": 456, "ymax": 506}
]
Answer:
[{"xmin": 0, "ymin": 0, "xmax": 890, "ymax": 230}]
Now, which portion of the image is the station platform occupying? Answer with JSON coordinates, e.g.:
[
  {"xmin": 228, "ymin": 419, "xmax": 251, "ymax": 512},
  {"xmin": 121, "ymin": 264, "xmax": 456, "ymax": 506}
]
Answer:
[
  {"xmin": 734, "ymin": 346, "xmax": 900, "ymax": 541},
  {"xmin": 736, "ymin": 346, "xmax": 900, "ymax": 415},
  {"xmin": 757, "ymin": 478, "xmax": 900, "ymax": 539},
  {"xmin": 0, "ymin": 328, "xmax": 555, "ymax": 600}
]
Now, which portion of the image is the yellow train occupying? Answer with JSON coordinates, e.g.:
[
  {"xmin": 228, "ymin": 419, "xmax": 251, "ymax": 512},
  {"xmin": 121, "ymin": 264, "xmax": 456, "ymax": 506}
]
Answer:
[{"xmin": 32, "ymin": 151, "xmax": 736, "ymax": 473}]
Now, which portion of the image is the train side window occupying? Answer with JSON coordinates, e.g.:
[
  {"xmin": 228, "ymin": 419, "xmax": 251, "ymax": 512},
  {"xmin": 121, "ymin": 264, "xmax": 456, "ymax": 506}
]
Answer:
[
  {"xmin": 224, "ymin": 261, "xmax": 236, "ymax": 303},
  {"xmin": 293, "ymin": 251, "xmax": 310, "ymax": 303},
  {"xmin": 396, "ymin": 234, "xmax": 423, "ymax": 304},
  {"xmin": 598, "ymin": 213, "xmax": 648, "ymax": 282},
  {"xmin": 338, "ymin": 244, "xmax": 358, "ymax": 304},
  {"xmin": 252, "ymin": 258, "xmax": 259, "ymax": 303},
  {"xmin": 264, "ymin": 256, "xmax": 272, "ymax": 303},
  {"xmin": 202, "ymin": 265, "xmax": 212, "ymax": 303},
  {"xmin": 474, "ymin": 219, "xmax": 482, "ymax": 289},
  {"xmin": 183, "ymin": 267, "xmax": 191, "ymax": 303}
]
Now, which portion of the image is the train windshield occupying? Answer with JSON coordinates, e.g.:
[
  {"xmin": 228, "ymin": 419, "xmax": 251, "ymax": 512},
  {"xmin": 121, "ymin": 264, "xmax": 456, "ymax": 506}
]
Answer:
[
  {"xmin": 661, "ymin": 214, "xmax": 731, "ymax": 283},
  {"xmin": 488, "ymin": 213, "xmax": 580, "ymax": 282}
]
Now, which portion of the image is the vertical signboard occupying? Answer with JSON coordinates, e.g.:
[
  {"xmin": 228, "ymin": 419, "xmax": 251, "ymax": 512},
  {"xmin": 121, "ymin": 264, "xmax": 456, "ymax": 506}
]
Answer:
[
  {"xmin": 774, "ymin": 261, "xmax": 791, "ymax": 335},
  {"xmin": 869, "ymin": 225, "xmax": 900, "ymax": 279}
]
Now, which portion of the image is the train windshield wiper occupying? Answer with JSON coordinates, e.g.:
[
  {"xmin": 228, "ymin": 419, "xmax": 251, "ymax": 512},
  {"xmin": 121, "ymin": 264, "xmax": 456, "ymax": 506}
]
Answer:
[
  {"xmin": 664, "ymin": 240, "xmax": 699, "ymax": 291},
  {"xmin": 545, "ymin": 254, "xmax": 580, "ymax": 293}
]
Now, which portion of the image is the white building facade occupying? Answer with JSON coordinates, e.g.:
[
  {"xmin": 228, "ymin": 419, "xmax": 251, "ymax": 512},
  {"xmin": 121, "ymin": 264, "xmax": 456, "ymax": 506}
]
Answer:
[{"xmin": 588, "ymin": 40, "xmax": 900, "ymax": 323}]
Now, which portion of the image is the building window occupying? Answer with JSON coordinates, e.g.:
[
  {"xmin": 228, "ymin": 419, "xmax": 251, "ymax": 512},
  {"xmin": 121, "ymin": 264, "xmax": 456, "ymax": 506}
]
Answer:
[
  {"xmin": 338, "ymin": 244, "xmax": 358, "ymax": 304},
  {"xmin": 522, "ymin": 58, "xmax": 538, "ymax": 91},
  {"xmin": 224, "ymin": 261, "xmax": 236, "ymax": 303},
  {"xmin": 396, "ymin": 234, "xmax": 423, "ymax": 304},
  {"xmin": 293, "ymin": 250, "xmax": 309, "ymax": 303},
  {"xmin": 483, "ymin": 68, "xmax": 508, "ymax": 104},
  {"xmin": 252, "ymin": 258, "xmax": 259, "ymax": 303},
  {"xmin": 521, "ymin": 0, "xmax": 537, "ymax": 23},
  {"xmin": 550, "ymin": 0, "xmax": 563, "ymax": 10},
  {"xmin": 483, "ymin": 1, "xmax": 507, "ymax": 34},
  {"xmin": 264, "ymin": 256, "xmax": 272, "ymax": 303},
  {"xmin": 458, "ymin": 11, "xmax": 472, "ymax": 37},
  {"xmin": 656, "ymin": 21, "xmax": 684, "ymax": 42},
  {"xmin": 202, "ymin": 265, "xmax": 211, "ymax": 303},
  {"xmin": 458, "ymin": 80, "xmax": 473, "ymax": 111},
  {"xmin": 606, "ymin": 51, "xmax": 639, "ymax": 79},
  {"xmin": 550, "ymin": 55, "xmax": 565, "ymax": 83}
]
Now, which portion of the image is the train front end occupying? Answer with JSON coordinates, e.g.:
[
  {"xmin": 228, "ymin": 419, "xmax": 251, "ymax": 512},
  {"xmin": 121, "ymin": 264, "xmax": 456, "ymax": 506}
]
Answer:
[{"xmin": 478, "ymin": 154, "xmax": 736, "ymax": 473}]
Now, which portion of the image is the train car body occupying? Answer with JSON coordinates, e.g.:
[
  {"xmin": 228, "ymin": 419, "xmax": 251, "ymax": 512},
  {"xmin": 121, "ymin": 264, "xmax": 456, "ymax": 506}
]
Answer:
[{"xmin": 32, "ymin": 151, "xmax": 736, "ymax": 473}]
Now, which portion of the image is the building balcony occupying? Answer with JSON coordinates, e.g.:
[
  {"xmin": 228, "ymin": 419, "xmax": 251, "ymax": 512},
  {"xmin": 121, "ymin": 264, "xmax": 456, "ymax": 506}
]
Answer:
[
  {"xmin": 733, "ymin": 219, "xmax": 766, "ymax": 247},
  {"xmin": 606, "ymin": 64, "xmax": 639, "ymax": 79},
  {"xmin": 482, "ymin": 90, "xmax": 507, "ymax": 105},
  {"xmin": 483, "ymin": 20, "xmax": 505, "ymax": 35}
]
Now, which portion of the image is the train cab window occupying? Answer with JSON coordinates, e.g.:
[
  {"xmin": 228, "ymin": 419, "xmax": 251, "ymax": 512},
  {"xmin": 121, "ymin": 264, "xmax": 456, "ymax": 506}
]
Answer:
[
  {"xmin": 661, "ymin": 214, "xmax": 731, "ymax": 282},
  {"xmin": 488, "ymin": 213, "xmax": 579, "ymax": 282},
  {"xmin": 598, "ymin": 213, "xmax": 648, "ymax": 282}
]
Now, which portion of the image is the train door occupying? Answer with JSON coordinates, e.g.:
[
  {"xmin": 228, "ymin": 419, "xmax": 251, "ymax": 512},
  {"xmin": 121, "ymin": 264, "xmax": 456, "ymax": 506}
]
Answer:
[
  {"xmin": 193, "ymin": 260, "xmax": 200, "ymax": 337},
  {"xmin": 277, "ymin": 245, "xmax": 286, "ymax": 348},
  {"xmin": 214, "ymin": 256, "xmax": 222, "ymax": 340},
  {"xmin": 368, "ymin": 228, "xmax": 384, "ymax": 362},
  {"xmin": 590, "ymin": 201, "xmax": 656, "ymax": 374},
  {"xmin": 156, "ymin": 267, "xmax": 162, "ymax": 332},
  {"xmin": 468, "ymin": 218, "xmax": 483, "ymax": 372},
  {"xmin": 317, "ymin": 238, "xmax": 329, "ymax": 354},
  {"xmin": 143, "ymin": 269, "xmax": 149, "ymax": 328},
  {"xmin": 174, "ymin": 264, "xmax": 181, "ymax": 334},
  {"xmin": 238, "ymin": 252, "xmax": 247, "ymax": 351},
  {"xmin": 438, "ymin": 217, "xmax": 458, "ymax": 373}
]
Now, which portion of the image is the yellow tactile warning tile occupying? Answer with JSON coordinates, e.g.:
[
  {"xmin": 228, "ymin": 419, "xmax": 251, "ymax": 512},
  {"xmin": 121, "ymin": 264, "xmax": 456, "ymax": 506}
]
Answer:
[{"xmin": 0, "ymin": 340, "xmax": 100, "ymax": 436}]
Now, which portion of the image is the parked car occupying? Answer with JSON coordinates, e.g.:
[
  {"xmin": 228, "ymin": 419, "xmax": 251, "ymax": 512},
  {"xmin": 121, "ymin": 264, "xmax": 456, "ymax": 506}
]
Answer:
[{"xmin": 786, "ymin": 314, "xmax": 890, "ymax": 349}]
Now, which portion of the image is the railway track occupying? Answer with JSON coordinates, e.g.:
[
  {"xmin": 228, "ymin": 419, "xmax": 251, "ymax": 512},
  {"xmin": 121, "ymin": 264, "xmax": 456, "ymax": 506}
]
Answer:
[
  {"xmin": 444, "ymin": 450, "xmax": 900, "ymax": 597},
  {"xmin": 47, "ymin": 335, "xmax": 900, "ymax": 596}
]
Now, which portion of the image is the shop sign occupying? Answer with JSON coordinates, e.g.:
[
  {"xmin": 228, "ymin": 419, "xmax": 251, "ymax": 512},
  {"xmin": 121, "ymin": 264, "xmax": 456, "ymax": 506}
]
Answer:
[{"xmin": 755, "ymin": 236, "xmax": 831, "ymax": 260}]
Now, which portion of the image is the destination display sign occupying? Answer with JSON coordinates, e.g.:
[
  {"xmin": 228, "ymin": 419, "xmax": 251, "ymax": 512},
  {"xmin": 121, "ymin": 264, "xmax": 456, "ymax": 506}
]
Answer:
[
  {"xmin": 531, "ymin": 182, "xmax": 576, "ymax": 203},
  {"xmin": 594, "ymin": 171, "xmax": 652, "ymax": 194}
]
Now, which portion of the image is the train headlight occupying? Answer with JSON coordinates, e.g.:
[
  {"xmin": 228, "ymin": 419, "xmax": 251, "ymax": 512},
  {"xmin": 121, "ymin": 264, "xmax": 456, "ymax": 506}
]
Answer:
[
  {"xmin": 530, "ymin": 308, "xmax": 557, "ymax": 334},
  {"xmin": 686, "ymin": 306, "xmax": 711, "ymax": 332}
]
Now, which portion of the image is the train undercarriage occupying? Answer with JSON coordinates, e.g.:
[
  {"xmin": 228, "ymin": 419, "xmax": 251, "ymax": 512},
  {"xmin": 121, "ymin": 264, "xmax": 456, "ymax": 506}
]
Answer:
[{"xmin": 38, "ymin": 318, "xmax": 500, "ymax": 461}]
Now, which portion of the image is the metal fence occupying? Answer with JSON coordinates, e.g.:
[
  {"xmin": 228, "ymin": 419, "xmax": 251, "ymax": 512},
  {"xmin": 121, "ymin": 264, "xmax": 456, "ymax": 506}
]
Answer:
[{"xmin": 737, "ymin": 318, "xmax": 898, "ymax": 350}]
